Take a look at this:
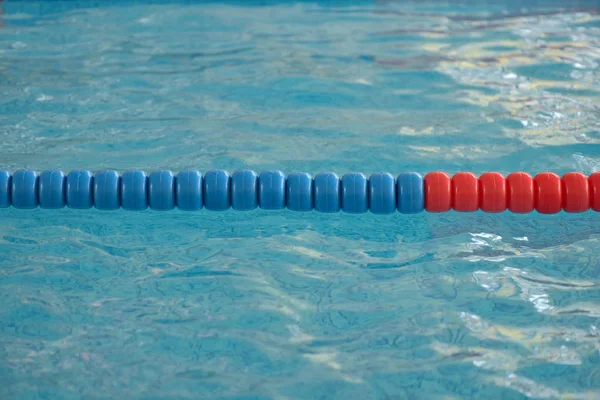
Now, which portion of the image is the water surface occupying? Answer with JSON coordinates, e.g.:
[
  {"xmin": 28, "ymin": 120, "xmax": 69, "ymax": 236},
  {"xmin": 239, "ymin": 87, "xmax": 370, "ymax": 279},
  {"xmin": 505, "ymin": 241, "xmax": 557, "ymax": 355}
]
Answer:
[{"xmin": 0, "ymin": 1, "xmax": 599, "ymax": 399}]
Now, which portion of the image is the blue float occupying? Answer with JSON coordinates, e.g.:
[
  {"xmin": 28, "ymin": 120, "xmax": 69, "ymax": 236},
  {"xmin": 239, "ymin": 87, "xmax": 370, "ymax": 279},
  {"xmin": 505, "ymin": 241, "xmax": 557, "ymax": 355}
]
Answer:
[
  {"xmin": 12, "ymin": 170, "xmax": 39, "ymax": 209},
  {"xmin": 369, "ymin": 173, "xmax": 396, "ymax": 215},
  {"xmin": 121, "ymin": 170, "xmax": 148, "ymax": 211},
  {"xmin": 258, "ymin": 171, "xmax": 286, "ymax": 210},
  {"xmin": 0, "ymin": 171, "xmax": 11, "ymax": 208},
  {"xmin": 204, "ymin": 169, "xmax": 231, "ymax": 211},
  {"xmin": 231, "ymin": 170, "xmax": 258, "ymax": 211},
  {"xmin": 149, "ymin": 170, "xmax": 175, "ymax": 211},
  {"xmin": 342, "ymin": 172, "xmax": 368, "ymax": 214},
  {"xmin": 397, "ymin": 172, "xmax": 424, "ymax": 214},
  {"xmin": 287, "ymin": 172, "xmax": 313, "ymax": 211},
  {"xmin": 94, "ymin": 170, "xmax": 121, "ymax": 210},
  {"xmin": 0, "ymin": 169, "xmax": 445, "ymax": 215},
  {"xmin": 176, "ymin": 170, "xmax": 203, "ymax": 211},
  {"xmin": 39, "ymin": 170, "xmax": 66, "ymax": 209},
  {"xmin": 66, "ymin": 170, "xmax": 94, "ymax": 209},
  {"xmin": 314, "ymin": 172, "xmax": 341, "ymax": 213}
]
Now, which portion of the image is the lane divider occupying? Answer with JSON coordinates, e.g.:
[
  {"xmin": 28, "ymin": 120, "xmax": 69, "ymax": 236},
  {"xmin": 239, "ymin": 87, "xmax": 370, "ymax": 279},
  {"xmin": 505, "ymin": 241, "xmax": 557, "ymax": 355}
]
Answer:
[{"xmin": 0, "ymin": 169, "xmax": 597, "ymax": 214}]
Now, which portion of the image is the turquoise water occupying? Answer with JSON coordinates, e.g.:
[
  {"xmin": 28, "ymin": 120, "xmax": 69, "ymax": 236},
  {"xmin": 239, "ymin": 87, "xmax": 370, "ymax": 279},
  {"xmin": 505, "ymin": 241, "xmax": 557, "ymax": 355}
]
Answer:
[{"xmin": 1, "ymin": 0, "xmax": 600, "ymax": 398}]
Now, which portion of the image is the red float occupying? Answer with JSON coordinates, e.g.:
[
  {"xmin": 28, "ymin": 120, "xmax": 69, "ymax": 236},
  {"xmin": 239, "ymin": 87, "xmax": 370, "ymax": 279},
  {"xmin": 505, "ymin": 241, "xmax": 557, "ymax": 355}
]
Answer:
[
  {"xmin": 507, "ymin": 172, "xmax": 535, "ymax": 214},
  {"xmin": 479, "ymin": 172, "xmax": 506, "ymax": 213},
  {"xmin": 424, "ymin": 172, "xmax": 451, "ymax": 213},
  {"xmin": 534, "ymin": 172, "xmax": 562, "ymax": 214},
  {"xmin": 589, "ymin": 172, "xmax": 600, "ymax": 212},
  {"xmin": 452, "ymin": 172, "xmax": 479, "ymax": 212},
  {"xmin": 562, "ymin": 172, "xmax": 589, "ymax": 213}
]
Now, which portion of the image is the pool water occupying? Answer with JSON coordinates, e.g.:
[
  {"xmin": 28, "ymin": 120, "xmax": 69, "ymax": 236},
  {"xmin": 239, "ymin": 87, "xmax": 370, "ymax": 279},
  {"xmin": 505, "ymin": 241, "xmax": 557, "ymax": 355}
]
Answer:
[{"xmin": 1, "ymin": 0, "xmax": 600, "ymax": 398}]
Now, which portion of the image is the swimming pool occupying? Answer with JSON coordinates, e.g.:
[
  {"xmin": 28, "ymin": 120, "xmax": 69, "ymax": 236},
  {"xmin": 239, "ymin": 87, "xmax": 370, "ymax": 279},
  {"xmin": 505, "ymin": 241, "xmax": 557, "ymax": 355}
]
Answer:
[{"xmin": 1, "ymin": 0, "xmax": 599, "ymax": 398}]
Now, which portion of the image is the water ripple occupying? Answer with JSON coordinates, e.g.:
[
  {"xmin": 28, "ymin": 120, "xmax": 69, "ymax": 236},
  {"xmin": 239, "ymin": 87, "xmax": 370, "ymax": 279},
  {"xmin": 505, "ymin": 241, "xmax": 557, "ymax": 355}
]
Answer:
[{"xmin": 0, "ymin": 1, "xmax": 600, "ymax": 399}]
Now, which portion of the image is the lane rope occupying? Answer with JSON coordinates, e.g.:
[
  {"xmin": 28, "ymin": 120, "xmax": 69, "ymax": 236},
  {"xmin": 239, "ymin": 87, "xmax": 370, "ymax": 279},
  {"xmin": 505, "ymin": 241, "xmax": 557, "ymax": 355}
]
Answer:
[{"xmin": 0, "ymin": 170, "xmax": 597, "ymax": 214}]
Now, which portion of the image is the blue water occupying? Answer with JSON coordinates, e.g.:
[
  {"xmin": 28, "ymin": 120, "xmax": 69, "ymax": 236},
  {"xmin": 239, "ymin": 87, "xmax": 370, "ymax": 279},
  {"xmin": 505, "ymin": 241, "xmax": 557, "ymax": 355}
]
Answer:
[{"xmin": 1, "ymin": 1, "xmax": 600, "ymax": 398}]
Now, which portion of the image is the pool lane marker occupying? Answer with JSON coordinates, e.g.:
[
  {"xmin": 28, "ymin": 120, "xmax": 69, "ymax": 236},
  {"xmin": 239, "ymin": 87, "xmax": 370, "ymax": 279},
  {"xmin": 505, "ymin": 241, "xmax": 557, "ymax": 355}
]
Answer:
[{"xmin": 0, "ymin": 169, "xmax": 596, "ymax": 214}]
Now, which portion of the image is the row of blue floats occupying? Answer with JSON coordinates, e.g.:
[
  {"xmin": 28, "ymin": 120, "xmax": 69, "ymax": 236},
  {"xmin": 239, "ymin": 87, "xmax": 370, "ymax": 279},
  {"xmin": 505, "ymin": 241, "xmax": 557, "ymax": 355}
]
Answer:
[{"xmin": 0, "ymin": 170, "xmax": 425, "ymax": 214}]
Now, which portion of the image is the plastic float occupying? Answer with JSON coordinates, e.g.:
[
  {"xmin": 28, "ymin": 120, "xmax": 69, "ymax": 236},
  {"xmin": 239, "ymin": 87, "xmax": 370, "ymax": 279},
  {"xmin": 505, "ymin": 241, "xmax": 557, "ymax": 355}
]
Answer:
[{"xmin": 0, "ymin": 170, "xmax": 597, "ymax": 214}]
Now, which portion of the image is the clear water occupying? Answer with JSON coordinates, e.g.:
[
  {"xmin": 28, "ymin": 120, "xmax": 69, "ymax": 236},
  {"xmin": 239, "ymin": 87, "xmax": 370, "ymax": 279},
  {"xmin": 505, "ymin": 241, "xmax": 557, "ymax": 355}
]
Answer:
[{"xmin": 1, "ymin": 0, "xmax": 600, "ymax": 398}]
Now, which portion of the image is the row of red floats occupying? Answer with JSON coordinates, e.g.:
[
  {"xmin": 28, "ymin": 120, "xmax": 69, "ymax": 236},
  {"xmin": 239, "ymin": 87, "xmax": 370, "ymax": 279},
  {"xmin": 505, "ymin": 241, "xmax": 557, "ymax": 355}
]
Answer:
[{"xmin": 424, "ymin": 172, "xmax": 599, "ymax": 214}]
